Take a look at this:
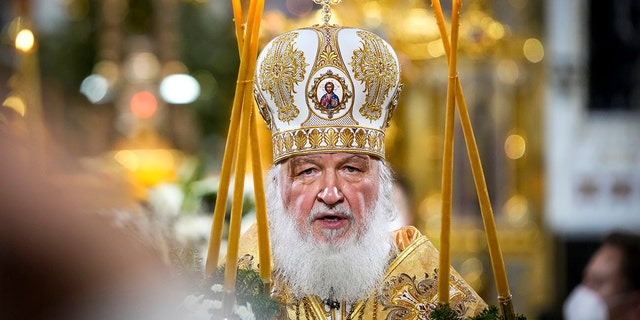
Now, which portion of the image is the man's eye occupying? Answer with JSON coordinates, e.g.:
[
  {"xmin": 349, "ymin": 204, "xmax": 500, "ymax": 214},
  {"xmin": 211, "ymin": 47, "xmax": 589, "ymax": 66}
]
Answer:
[
  {"xmin": 345, "ymin": 166, "xmax": 360, "ymax": 173},
  {"xmin": 299, "ymin": 168, "xmax": 314, "ymax": 175}
]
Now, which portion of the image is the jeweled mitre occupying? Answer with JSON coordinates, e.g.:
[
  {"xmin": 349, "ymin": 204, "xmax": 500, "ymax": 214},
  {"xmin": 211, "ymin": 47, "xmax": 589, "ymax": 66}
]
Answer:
[{"xmin": 254, "ymin": 24, "xmax": 402, "ymax": 163}]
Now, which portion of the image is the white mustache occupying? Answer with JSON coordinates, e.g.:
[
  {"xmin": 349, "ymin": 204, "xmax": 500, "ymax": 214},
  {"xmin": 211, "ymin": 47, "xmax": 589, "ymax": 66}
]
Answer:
[{"xmin": 307, "ymin": 203, "xmax": 355, "ymax": 222}]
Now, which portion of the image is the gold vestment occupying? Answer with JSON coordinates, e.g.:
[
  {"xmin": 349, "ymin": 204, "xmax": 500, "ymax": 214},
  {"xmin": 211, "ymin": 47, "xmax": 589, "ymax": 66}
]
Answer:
[{"xmin": 235, "ymin": 225, "xmax": 487, "ymax": 319}]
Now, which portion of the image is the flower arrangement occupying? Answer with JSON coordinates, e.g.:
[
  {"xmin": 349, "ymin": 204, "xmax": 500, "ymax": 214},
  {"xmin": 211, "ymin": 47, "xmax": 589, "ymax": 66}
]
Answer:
[{"xmin": 181, "ymin": 266, "xmax": 280, "ymax": 320}]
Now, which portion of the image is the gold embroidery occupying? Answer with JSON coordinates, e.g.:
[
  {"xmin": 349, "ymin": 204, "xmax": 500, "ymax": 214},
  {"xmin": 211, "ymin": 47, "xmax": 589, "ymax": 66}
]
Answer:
[
  {"xmin": 379, "ymin": 270, "xmax": 478, "ymax": 319},
  {"xmin": 383, "ymin": 84, "xmax": 403, "ymax": 129},
  {"xmin": 309, "ymin": 129, "xmax": 322, "ymax": 148},
  {"xmin": 315, "ymin": 27, "xmax": 341, "ymax": 68},
  {"xmin": 355, "ymin": 129, "xmax": 367, "ymax": 148},
  {"xmin": 295, "ymin": 130, "xmax": 307, "ymax": 149},
  {"xmin": 275, "ymin": 136, "xmax": 284, "ymax": 154},
  {"xmin": 254, "ymin": 87, "xmax": 273, "ymax": 130},
  {"xmin": 272, "ymin": 127, "xmax": 385, "ymax": 161},
  {"xmin": 350, "ymin": 30, "xmax": 399, "ymax": 121},
  {"xmin": 340, "ymin": 128, "xmax": 355, "ymax": 147},
  {"xmin": 325, "ymin": 128, "xmax": 338, "ymax": 147},
  {"xmin": 259, "ymin": 32, "xmax": 308, "ymax": 122},
  {"xmin": 368, "ymin": 131, "xmax": 378, "ymax": 151},
  {"xmin": 284, "ymin": 133, "xmax": 294, "ymax": 152}
]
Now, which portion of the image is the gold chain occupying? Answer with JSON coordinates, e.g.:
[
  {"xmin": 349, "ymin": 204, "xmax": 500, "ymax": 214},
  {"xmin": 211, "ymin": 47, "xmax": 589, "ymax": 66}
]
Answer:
[{"xmin": 372, "ymin": 298, "xmax": 378, "ymax": 320}]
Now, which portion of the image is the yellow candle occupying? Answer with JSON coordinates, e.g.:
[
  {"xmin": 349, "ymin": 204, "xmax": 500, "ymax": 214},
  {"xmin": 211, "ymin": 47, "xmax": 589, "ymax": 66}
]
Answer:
[
  {"xmin": 205, "ymin": 0, "xmax": 265, "ymax": 277},
  {"xmin": 431, "ymin": 0, "xmax": 451, "ymax": 58},
  {"xmin": 431, "ymin": 0, "xmax": 511, "ymax": 301},
  {"xmin": 250, "ymin": 110, "xmax": 271, "ymax": 282},
  {"xmin": 204, "ymin": 0, "xmax": 246, "ymax": 277},
  {"xmin": 437, "ymin": 0, "xmax": 461, "ymax": 304},
  {"xmin": 204, "ymin": 46, "xmax": 244, "ymax": 277},
  {"xmin": 223, "ymin": 86, "xmax": 253, "ymax": 314},
  {"xmin": 455, "ymin": 79, "xmax": 510, "ymax": 298},
  {"xmin": 242, "ymin": 0, "xmax": 269, "ymax": 282},
  {"xmin": 220, "ymin": 0, "xmax": 264, "ymax": 316},
  {"xmin": 232, "ymin": 0, "xmax": 244, "ymax": 48},
  {"xmin": 438, "ymin": 71, "xmax": 455, "ymax": 304}
]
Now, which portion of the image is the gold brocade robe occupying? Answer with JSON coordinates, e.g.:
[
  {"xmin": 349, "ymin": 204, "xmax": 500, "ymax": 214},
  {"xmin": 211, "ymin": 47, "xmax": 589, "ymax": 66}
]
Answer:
[{"xmin": 235, "ymin": 225, "xmax": 487, "ymax": 319}]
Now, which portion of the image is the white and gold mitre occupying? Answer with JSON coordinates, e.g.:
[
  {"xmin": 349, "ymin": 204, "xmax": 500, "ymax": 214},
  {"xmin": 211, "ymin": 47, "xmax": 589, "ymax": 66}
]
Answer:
[{"xmin": 254, "ymin": 24, "xmax": 402, "ymax": 163}]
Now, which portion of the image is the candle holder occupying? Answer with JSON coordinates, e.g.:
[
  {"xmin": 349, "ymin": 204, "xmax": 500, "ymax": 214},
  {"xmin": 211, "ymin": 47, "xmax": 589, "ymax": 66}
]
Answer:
[{"xmin": 498, "ymin": 295, "xmax": 517, "ymax": 320}]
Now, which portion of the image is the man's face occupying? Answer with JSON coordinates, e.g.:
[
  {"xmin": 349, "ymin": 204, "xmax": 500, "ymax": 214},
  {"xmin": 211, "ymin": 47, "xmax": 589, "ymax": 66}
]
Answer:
[
  {"xmin": 325, "ymin": 82, "xmax": 334, "ymax": 93},
  {"xmin": 584, "ymin": 245, "xmax": 625, "ymax": 299},
  {"xmin": 278, "ymin": 153, "xmax": 380, "ymax": 244},
  {"xmin": 583, "ymin": 244, "xmax": 630, "ymax": 318}
]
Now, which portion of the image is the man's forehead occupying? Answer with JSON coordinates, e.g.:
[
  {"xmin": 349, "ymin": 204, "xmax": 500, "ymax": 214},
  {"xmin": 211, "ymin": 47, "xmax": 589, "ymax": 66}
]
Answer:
[{"xmin": 287, "ymin": 153, "xmax": 373, "ymax": 165}]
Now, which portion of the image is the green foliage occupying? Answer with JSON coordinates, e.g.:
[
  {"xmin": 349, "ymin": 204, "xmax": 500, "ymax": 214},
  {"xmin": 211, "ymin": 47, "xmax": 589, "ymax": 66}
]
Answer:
[
  {"xmin": 430, "ymin": 304, "xmax": 527, "ymax": 320},
  {"xmin": 207, "ymin": 266, "xmax": 281, "ymax": 320},
  {"xmin": 169, "ymin": 246, "xmax": 203, "ymax": 280},
  {"xmin": 468, "ymin": 305, "xmax": 501, "ymax": 319},
  {"xmin": 430, "ymin": 304, "xmax": 462, "ymax": 320}
]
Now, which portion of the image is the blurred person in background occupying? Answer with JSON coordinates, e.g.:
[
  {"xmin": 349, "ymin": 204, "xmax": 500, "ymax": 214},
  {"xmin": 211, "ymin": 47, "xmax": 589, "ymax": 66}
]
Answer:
[
  {"xmin": 0, "ymin": 115, "xmax": 186, "ymax": 320},
  {"xmin": 563, "ymin": 230, "xmax": 640, "ymax": 320}
]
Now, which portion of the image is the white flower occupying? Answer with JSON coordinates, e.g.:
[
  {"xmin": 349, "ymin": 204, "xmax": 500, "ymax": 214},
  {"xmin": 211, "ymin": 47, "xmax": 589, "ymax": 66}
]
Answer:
[
  {"xmin": 147, "ymin": 183, "xmax": 184, "ymax": 218},
  {"xmin": 234, "ymin": 303, "xmax": 255, "ymax": 320},
  {"xmin": 210, "ymin": 283, "xmax": 224, "ymax": 293},
  {"xmin": 181, "ymin": 294, "xmax": 214, "ymax": 319},
  {"xmin": 173, "ymin": 214, "xmax": 213, "ymax": 245},
  {"xmin": 210, "ymin": 299, "xmax": 223, "ymax": 310}
]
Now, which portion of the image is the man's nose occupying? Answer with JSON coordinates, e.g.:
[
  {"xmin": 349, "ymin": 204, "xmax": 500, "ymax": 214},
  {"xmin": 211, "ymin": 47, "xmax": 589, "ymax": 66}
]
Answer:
[{"xmin": 317, "ymin": 172, "xmax": 344, "ymax": 205}]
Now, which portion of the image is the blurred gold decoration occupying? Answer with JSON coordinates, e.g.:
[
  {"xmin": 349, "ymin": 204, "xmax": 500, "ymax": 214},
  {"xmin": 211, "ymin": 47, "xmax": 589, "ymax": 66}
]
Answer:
[
  {"xmin": 4, "ymin": 1, "xmax": 46, "ymax": 168},
  {"xmin": 111, "ymin": 127, "xmax": 183, "ymax": 193}
]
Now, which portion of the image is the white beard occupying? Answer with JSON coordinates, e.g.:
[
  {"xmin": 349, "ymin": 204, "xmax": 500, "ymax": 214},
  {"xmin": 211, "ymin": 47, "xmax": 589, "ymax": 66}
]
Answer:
[{"xmin": 266, "ymin": 163, "xmax": 398, "ymax": 303}]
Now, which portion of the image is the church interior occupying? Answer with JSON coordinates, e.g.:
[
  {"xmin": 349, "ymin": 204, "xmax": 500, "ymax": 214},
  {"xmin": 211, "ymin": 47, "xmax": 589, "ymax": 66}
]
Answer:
[{"xmin": 1, "ymin": 0, "xmax": 639, "ymax": 318}]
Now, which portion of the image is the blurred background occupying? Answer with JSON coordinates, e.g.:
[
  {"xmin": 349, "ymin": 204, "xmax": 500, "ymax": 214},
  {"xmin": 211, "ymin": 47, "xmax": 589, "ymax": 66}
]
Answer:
[{"xmin": 1, "ymin": 0, "xmax": 639, "ymax": 318}]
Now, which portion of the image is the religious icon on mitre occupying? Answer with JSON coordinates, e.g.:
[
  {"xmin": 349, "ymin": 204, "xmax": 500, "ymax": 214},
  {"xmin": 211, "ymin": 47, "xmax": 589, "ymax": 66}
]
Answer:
[{"xmin": 309, "ymin": 70, "xmax": 351, "ymax": 119}]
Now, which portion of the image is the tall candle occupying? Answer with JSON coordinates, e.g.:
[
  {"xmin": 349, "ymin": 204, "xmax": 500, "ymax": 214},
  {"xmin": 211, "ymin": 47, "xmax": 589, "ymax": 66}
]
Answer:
[
  {"xmin": 455, "ymin": 79, "xmax": 510, "ymax": 298},
  {"xmin": 437, "ymin": 0, "xmax": 461, "ymax": 304},
  {"xmin": 223, "ymin": 86, "xmax": 253, "ymax": 315},
  {"xmin": 205, "ymin": 0, "xmax": 247, "ymax": 277},
  {"xmin": 204, "ymin": 49, "xmax": 244, "ymax": 277},
  {"xmin": 250, "ymin": 110, "xmax": 271, "ymax": 282},
  {"xmin": 221, "ymin": 0, "xmax": 264, "ymax": 316},
  {"xmin": 438, "ymin": 74, "xmax": 455, "ymax": 304},
  {"xmin": 242, "ymin": 0, "xmax": 269, "ymax": 282},
  {"xmin": 232, "ymin": 0, "xmax": 244, "ymax": 48},
  {"xmin": 431, "ymin": 0, "xmax": 512, "ymax": 302},
  {"xmin": 205, "ymin": 0, "xmax": 265, "ymax": 277}
]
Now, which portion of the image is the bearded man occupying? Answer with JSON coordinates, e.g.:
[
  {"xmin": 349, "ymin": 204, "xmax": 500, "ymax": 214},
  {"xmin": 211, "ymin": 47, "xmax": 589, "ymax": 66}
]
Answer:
[{"xmin": 233, "ymin": 22, "xmax": 487, "ymax": 319}]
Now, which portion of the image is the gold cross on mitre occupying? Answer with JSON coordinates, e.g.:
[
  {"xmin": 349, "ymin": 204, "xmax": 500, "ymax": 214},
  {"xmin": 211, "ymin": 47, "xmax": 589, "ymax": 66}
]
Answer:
[{"xmin": 313, "ymin": 0, "xmax": 342, "ymax": 25}]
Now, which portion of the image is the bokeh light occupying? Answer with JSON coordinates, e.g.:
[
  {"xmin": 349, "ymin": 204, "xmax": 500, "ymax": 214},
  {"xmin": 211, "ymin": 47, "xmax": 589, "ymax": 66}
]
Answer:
[
  {"xmin": 504, "ymin": 134, "xmax": 526, "ymax": 159},
  {"xmin": 523, "ymin": 38, "xmax": 544, "ymax": 63},
  {"xmin": 130, "ymin": 91, "xmax": 158, "ymax": 119},
  {"xmin": 159, "ymin": 74, "xmax": 201, "ymax": 104},
  {"xmin": 2, "ymin": 96, "xmax": 27, "ymax": 116},
  {"xmin": 15, "ymin": 29, "xmax": 35, "ymax": 52},
  {"xmin": 80, "ymin": 74, "xmax": 110, "ymax": 103}
]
